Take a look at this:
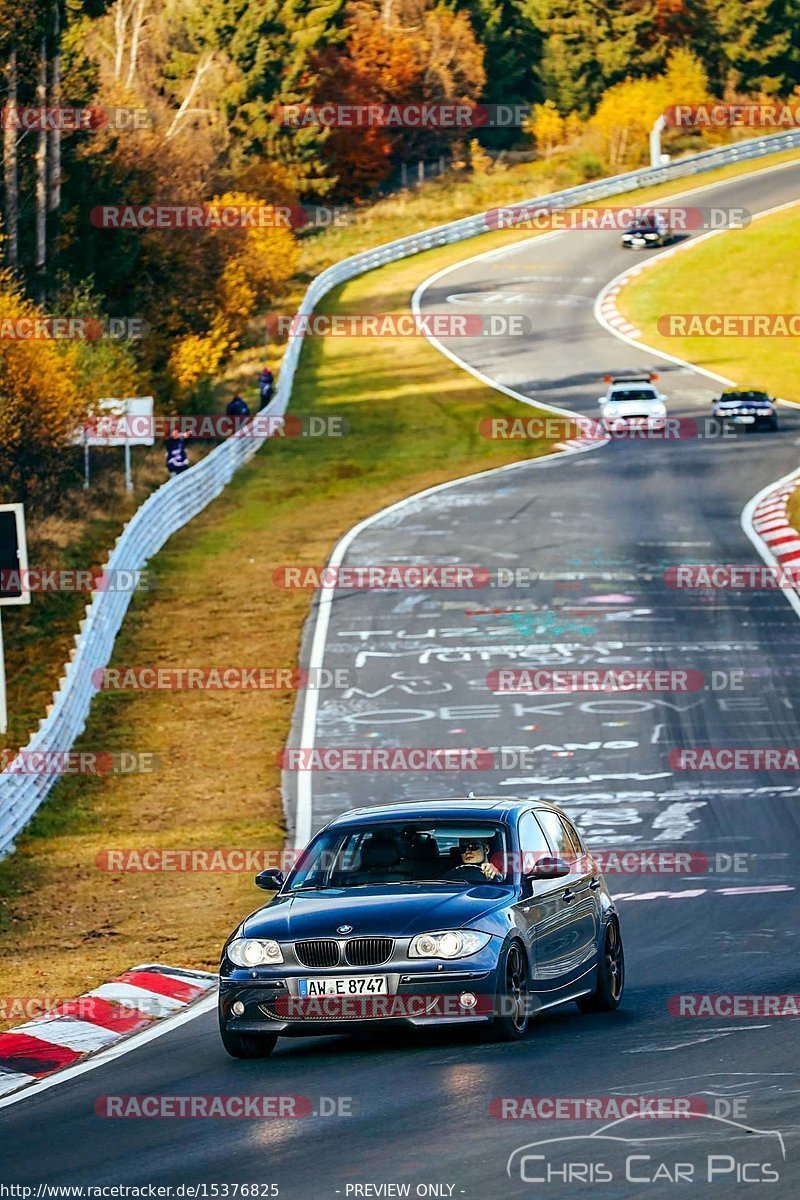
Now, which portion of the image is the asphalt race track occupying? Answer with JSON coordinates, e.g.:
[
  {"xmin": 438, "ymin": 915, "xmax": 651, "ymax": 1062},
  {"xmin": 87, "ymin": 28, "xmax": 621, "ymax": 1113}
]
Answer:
[{"xmin": 2, "ymin": 162, "xmax": 800, "ymax": 1198}]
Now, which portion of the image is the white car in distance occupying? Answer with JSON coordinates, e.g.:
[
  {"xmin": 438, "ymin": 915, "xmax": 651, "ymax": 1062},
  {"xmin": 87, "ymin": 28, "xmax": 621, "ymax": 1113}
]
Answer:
[{"xmin": 598, "ymin": 373, "xmax": 668, "ymax": 425}]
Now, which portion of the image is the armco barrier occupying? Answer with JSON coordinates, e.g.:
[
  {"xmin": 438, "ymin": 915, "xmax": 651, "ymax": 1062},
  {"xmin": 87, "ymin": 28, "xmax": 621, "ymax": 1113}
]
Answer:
[{"xmin": 2, "ymin": 129, "xmax": 799, "ymax": 858}]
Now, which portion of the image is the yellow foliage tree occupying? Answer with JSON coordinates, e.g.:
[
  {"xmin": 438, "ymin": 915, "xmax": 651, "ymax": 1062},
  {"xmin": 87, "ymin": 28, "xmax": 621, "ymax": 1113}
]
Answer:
[
  {"xmin": 167, "ymin": 193, "xmax": 298, "ymax": 398},
  {"xmin": 0, "ymin": 273, "xmax": 89, "ymax": 496},
  {"xmin": 663, "ymin": 47, "xmax": 710, "ymax": 107},
  {"xmin": 168, "ymin": 325, "xmax": 234, "ymax": 395},
  {"xmin": 590, "ymin": 50, "xmax": 711, "ymax": 170},
  {"xmin": 469, "ymin": 139, "xmax": 493, "ymax": 174},
  {"xmin": 525, "ymin": 101, "xmax": 565, "ymax": 159},
  {"xmin": 563, "ymin": 111, "xmax": 583, "ymax": 144}
]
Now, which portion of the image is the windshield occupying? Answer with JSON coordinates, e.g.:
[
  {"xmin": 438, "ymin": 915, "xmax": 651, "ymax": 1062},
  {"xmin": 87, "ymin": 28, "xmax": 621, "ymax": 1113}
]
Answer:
[
  {"xmin": 608, "ymin": 389, "xmax": 657, "ymax": 403},
  {"xmin": 286, "ymin": 821, "xmax": 510, "ymax": 890},
  {"xmin": 719, "ymin": 392, "xmax": 768, "ymax": 405}
]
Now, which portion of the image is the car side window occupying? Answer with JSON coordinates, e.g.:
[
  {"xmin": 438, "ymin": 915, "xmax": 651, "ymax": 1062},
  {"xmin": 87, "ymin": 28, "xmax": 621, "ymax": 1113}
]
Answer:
[
  {"xmin": 518, "ymin": 811, "xmax": 550, "ymax": 874},
  {"xmin": 536, "ymin": 810, "xmax": 576, "ymax": 862},
  {"xmin": 560, "ymin": 817, "xmax": 585, "ymax": 857}
]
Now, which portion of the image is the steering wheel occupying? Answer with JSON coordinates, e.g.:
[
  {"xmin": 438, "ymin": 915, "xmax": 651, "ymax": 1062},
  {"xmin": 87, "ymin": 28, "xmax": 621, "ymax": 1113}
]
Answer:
[{"xmin": 445, "ymin": 863, "xmax": 498, "ymax": 884}]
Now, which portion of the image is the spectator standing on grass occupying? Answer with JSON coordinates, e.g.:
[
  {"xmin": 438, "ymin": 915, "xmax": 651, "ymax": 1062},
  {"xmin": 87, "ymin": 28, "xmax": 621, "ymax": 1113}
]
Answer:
[
  {"xmin": 258, "ymin": 364, "xmax": 274, "ymax": 409},
  {"xmin": 226, "ymin": 393, "xmax": 251, "ymax": 431},
  {"xmin": 165, "ymin": 419, "xmax": 189, "ymax": 477}
]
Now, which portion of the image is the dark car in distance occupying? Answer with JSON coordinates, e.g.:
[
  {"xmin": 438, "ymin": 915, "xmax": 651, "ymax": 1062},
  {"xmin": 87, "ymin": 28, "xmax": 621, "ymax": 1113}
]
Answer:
[
  {"xmin": 218, "ymin": 798, "xmax": 624, "ymax": 1058},
  {"xmin": 621, "ymin": 213, "xmax": 671, "ymax": 248},
  {"xmin": 712, "ymin": 390, "xmax": 779, "ymax": 431}
]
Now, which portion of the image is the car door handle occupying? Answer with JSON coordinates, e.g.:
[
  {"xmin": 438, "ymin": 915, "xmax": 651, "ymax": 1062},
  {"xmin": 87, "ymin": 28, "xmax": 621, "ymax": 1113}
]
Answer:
[
  {"xmin": 589, "ymin": 877, "xmax": 601, "ymax": 890},
  {"xmin": 561, "ymin": 889, "xmax": 575, "ymax": 903}
]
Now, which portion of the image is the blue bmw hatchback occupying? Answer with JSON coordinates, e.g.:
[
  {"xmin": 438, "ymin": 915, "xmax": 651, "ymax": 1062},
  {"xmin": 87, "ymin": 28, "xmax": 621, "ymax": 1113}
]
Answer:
[{"xmin": 218, "ymin": 798, "xmax": 624, "ymax": 1057}]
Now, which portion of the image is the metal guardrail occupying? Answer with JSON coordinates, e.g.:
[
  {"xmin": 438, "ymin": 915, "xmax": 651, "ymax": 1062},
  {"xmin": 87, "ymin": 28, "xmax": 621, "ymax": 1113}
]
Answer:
[{"xmin": 2, "ymin": 128, "xmax": 799, "ymax": 857}]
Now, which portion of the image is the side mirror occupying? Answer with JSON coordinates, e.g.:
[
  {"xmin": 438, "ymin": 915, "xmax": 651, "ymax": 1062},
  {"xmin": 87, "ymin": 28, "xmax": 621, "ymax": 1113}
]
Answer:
[
  {"xmin": 597, "ymin": 396, "xmax": 608, "ymax": 405},
  {"xmin": 527, "ymin": 855, "xmax": 570, "ymax": 880},
  {"xmin": 255, "ymin": 869, "xmax": 285, "ymax": 891},
  {"xmin": 658, "ymin": 394, "xmax": 667, "ymax": 402}
]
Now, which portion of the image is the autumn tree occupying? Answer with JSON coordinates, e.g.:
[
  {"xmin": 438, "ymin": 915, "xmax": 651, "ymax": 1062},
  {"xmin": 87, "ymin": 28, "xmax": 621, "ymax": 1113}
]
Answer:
[
  {"xmin": 311, "ymin": 6, "xmax": 423, "ymax": 196},
  {"xmin": 525, "ymin": 99, "xmax": 564, "ymax": 156},
  {"xmin": 310, "ymin": 0, "xmax": 485, "ymax": 197},
  {"xmin": 167, "ymin": 191, "xmax": 298, "ymax": 398},
  {"xmin": 0, "ymin": 271, "xmax": 84, "ymax": 498},
  {"xmin": 590, "ymin": 48, "xmax": 711, "ymax": 169}
]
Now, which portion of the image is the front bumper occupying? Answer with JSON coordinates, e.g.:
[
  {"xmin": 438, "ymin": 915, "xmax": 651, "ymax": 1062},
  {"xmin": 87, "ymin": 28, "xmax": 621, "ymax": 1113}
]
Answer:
[
  {"xmin": 621, "ymin": 235, "xmax": 662, "ymax": 248},
  {"xmin": 715, "ymin": 412, "xmax": 776, "ymax": 428},
  {"xmin": 219, "ymin": 951, "xmax": 500, "ymax": 1036}
]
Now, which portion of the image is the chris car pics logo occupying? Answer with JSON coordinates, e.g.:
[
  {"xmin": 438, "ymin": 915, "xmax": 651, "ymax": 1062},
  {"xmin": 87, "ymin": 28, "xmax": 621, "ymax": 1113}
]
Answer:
[{"xmin": 506, "ymin": 1114, "xmax": 785, "ymax": 1186}]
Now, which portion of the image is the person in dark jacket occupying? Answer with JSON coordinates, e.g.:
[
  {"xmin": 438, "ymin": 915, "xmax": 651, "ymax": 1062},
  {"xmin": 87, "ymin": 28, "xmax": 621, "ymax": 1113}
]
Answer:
[
  {"xmin": 226, "ymin": 393, "xmax": 251, "ymax": 432},
  {"xmin": 165, "ymin": 422, "xmax": 189, "ymax": 476},
  {"xmin": 257, "ymin": 365, "xmax": 274, "ymax": 409}
]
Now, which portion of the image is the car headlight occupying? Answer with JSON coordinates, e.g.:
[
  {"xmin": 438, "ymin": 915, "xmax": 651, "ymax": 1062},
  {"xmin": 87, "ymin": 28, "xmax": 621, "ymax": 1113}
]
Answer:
[
  {"xmin": 603, "ymin": 404, "xmax": 619, "ymax": 417},
  {"xmin": 757, "ymin": 409, "xmax": 773, "ymax": 415},
  {"xmin": 644, "ymin": 232, "xmax": 658, "ymax": 240},
  {"xmin": 408, "ymin": 930, "xmax": 491, "ymax": 959},
  {"xmin": 227, "ymin": 937, "xmax": 284, "ymax": 967},
  {"xmin": 650, "ymin": 403, "xmax": 666, "ymax": 416}
]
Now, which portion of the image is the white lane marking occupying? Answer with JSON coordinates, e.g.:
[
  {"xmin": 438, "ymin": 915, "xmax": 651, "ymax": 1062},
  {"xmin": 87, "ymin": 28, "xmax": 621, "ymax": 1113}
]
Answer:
[
  {"xmin": 0, "ymin": 1070, "xmax": 37, "ymax": 1096},
  {"xmin": 717, "ymin": 885, "xmax": 794, "ymax": 895},
  {"xmin": 616, "ymin": 890, "xmax": 708, "ymax": 902},
  {"xmin": 411, "ymin": 228, "xmax": 591, "ymax": 420},
  {"xmin": 0, "ymin": 991, "xmax": 218, "ymax": 1111},
  {"xmin": 615, "ymin": 885, "xmax": 794, "ymax": 903},
  {"xmin": 292, "ymin": 442, "xmax": 603, "ymax": 850},
  {"xmin": 293, "ymin": 226, "xmax": 634, "ymax": 850},
  {"xmin": 482, "ymin": 154, "xmax": 800, "ymax": 271},
  {"xmin": 589, "ymin": 191, "xmax": 800, "ymax": 622},
  {"xmin": 593, "ymin": 195, "xmax": 800, "ymax": 394},
  {"xmin": 628, "ymin": 1028, "xmax": 771, "ymax": 1053}
]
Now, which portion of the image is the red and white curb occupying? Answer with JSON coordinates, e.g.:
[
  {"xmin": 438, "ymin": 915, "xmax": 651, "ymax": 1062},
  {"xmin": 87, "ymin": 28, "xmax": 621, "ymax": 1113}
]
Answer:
[
  {"xmin": 0, "ymin": 964, "xmax": 216, "ymax": 1098},
  {"xmin": 556, "ymin": 432, "xmax": 599, "ymax": 451},
  {"xmin": 749, "ymin": 479, "xmax": 800, "ymax": 569},
  {"xmin": 598, "ymin": 273, "xmax": 642, "ymax": 339}
]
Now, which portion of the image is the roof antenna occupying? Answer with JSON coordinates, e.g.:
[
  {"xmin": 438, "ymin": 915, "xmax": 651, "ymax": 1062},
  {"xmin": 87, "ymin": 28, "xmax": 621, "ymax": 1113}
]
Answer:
[{"xmin": 467, "ymin": 790, "xmax": 476, "ymax": 799}]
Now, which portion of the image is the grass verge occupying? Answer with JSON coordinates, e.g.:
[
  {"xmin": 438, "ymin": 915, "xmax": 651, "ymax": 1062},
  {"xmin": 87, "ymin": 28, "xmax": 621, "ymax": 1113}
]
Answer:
[
  {"xmin": 0, "ymin": 238, "xmax": 564, "ymax": 1019},
  {"xmin": 617, "ymin": 196, "xmax": 800, "ymax": 538},
  {"xmin": 617, "ymin": 202, "xmax": 800, "ymax": 401}
]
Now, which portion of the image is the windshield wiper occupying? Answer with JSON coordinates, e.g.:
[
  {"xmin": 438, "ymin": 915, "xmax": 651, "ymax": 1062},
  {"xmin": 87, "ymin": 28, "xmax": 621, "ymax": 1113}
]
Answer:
[{"xmin": 391, "ymin": 878, "xmax": 469, "ymax": 886}]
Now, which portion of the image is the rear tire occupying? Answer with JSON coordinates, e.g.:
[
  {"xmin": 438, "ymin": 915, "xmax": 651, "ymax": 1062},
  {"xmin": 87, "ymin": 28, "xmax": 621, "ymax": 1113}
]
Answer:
[
  {"xmin": 577, "ymin": 920, "xmax": 624, "ymax": 1013},
  {"xmin": 493, "ymin": 941, "xmax": 530, "ymax": 1041},
  {"xmin": 219, "ymin": 1019, "xmax": 278, "ymax": 1059}
]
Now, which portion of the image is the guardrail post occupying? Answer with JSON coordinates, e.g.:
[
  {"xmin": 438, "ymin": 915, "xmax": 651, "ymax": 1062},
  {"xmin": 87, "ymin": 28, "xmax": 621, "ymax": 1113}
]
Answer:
[{"xmin": 650, "ymin": 115, "xmax": 666, "ymax": 168}]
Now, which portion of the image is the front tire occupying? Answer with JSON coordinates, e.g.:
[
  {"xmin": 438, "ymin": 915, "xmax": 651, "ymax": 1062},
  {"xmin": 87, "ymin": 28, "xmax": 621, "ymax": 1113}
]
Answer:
[
  {"xmin": 493, "ymin": 941, "xmax": 530, "ymax": 1041},
  {"xmin": 577, "ymin": 920, "xmax": 624, "ymax": 1013}
]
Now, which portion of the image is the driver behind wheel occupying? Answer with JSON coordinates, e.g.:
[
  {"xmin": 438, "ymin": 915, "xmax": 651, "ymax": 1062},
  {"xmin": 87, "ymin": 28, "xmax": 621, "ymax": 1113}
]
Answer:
[{"xmin": 446, "ymin": 837, "xmax": 503, "ymax": 881}]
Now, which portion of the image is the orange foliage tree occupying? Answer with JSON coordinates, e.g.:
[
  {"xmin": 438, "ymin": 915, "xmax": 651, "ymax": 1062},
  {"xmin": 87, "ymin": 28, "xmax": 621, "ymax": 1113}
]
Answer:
[
  {"xmin": 167, "ymin": 192, "xmax": 298, "ymax": 397},
  {"xmin": 310, "ymin": 0, "xmax": 486, "ymax": 198}
]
